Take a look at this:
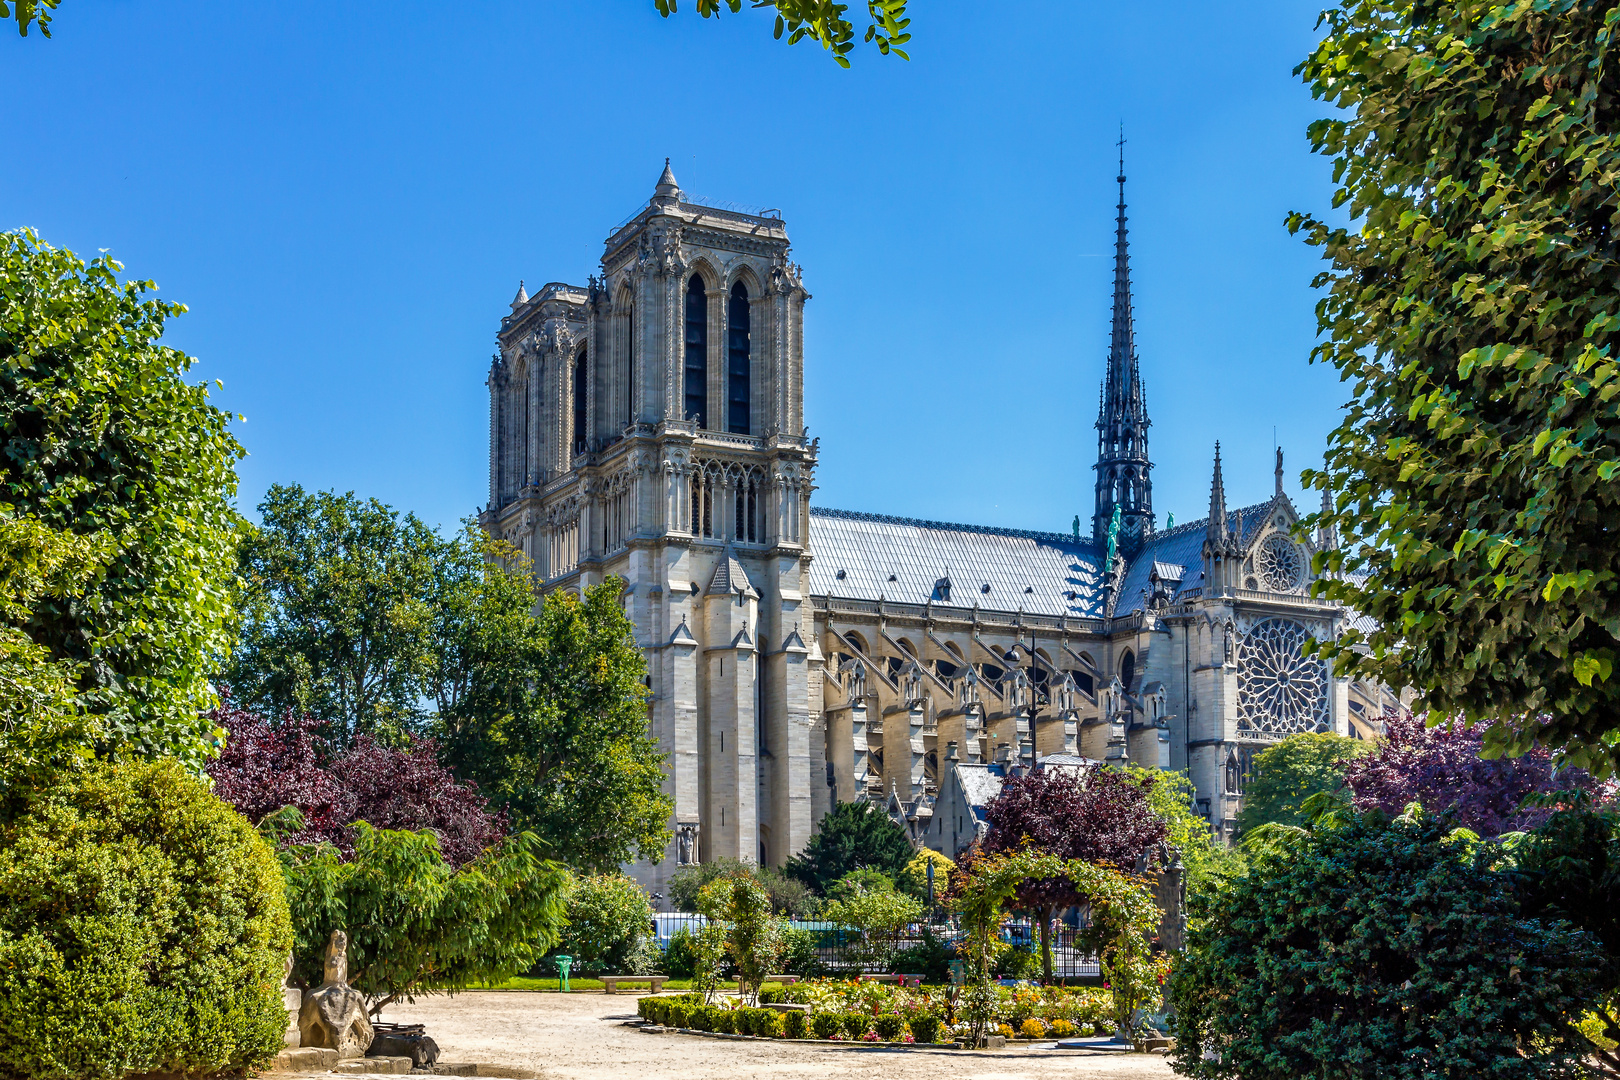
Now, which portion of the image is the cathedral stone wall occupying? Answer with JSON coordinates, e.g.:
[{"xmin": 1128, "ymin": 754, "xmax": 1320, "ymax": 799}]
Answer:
[{"xmin": 484, "ymin": 163, "xmax": 1366, "ymax": 895}]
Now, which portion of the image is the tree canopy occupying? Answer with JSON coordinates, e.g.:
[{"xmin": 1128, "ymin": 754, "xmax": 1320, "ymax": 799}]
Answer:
[
  {"xmin": 1235, "ymin": 732, "xmax": 1368, "ymax": 835},
  {"xmin": 1294, "ymin": 0, "xmax": 1620, "ymax": 771},
  {"xmin": 783, "ymin": 800, "xmax": 913, "ymax": 893},
  {"xmin": 1172, "ymin": 810, "xmax": 1602, "ymax": 1080},
  {"xmin": 654, "ymin": 0, "xmax": 910, "ymax": 67},
  {"xmin": 229, "ymin": 484, "xmax": 444, "ymax": 743},
  {"xmin": 277, "ymin": 820, "xmax": 566, "ymax": 1012},
  {"xmin": 207, "ymin": 696, "xmax": 507, "ymax": 868},
  {"xmin": 435, "ymin": 578, "xmax": 672, "ymax": 872},
  {"xmin": 1343, "ymin": 712, "xmax": 1594, "ymax": 837},
  {"xmin": 0, "ymin": 230, "xmax": 244, "ymax": 770},
  {"xmin": 978, "ymin": 763, "xmax": 1167, "ymax": 981}
]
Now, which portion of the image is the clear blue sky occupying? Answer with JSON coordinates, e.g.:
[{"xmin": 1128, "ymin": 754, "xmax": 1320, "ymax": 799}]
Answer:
[{"xmin": 2, "ymin": 0, "xmax": 1346, "ymax": 536}]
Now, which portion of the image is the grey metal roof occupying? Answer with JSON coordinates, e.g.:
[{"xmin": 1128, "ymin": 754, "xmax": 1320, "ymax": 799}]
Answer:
[
  {"xmin": 808, "ymin": 508, "xmax": 1105, "ymax": 618},
  {"xmin": 1113, "ymin": 499, "xmax": 1273, "ymax": 615},
  {"xmin": 953, "ymin": 761, "xmax": 1007, "ymax": 814}
]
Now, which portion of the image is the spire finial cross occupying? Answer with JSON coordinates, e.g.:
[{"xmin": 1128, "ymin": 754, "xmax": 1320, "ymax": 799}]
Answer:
[{"xmin": 1116, "ymin": 123, "xmax": 1126, "ymax": 184}]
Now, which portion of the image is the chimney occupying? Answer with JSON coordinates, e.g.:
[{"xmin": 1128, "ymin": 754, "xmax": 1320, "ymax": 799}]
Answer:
[{"xmin": 946, "ymin": 740, "xmax": 959, "ymax": 762}]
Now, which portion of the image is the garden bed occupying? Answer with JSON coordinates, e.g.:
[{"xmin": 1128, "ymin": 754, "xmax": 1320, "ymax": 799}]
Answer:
[{"xmin": 636, "ymin": 980, "xmax": 1119, "ymax": 1045}]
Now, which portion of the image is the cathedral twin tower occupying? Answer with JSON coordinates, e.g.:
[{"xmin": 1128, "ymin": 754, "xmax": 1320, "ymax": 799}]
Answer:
[{"xmin": 485, "ymin": 159, "xmax": 1359, "ymax": 888}]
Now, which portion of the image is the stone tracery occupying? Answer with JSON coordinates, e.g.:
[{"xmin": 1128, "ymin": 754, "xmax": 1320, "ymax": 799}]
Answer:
[{"xmin": 1236, "ymin": 617, "xmax": 1329, "ymax": 734}]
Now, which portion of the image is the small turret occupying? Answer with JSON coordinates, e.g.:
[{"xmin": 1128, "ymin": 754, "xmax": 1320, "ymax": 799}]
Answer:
[{"xmin": 652, "ymin": 158, "xmax": 682, "ymax": 207}]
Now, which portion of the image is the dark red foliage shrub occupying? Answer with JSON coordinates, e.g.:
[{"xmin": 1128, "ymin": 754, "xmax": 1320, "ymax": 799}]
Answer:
[
  {"xmin": 1342, "ymin": 713, "xmax": 1596, "ymax": 837},
  {"xmin": 207, "ymin": 693, "xmax": 506, "ymax": 866},
  {"xmin": 971, "ymin": 763, "xmax": 1169, "ymax": 914}
]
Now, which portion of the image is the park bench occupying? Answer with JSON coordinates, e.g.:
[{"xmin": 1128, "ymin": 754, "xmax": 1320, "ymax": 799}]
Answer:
[
  {"xmin": 761, "ymin": 974, "xmax": 800, "ymax": 984},
  {"xmin": 600, "ymin": 975, "xmax": 669, "ymax": 994}
]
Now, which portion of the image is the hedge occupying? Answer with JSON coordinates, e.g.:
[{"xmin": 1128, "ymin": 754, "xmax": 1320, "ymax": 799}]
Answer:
[{"xmin": 0, "ymin": 760, "xmax": 294, "ymax": 1080}]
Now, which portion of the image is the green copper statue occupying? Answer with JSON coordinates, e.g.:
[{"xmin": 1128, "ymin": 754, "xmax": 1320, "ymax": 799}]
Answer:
[{"xmin": 1105, "ymin": 503, "xmax": 1122, "ymax": 567}]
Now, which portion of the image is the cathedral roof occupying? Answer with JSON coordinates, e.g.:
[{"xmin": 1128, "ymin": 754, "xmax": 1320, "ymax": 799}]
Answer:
[
  {"xmin": 1112, "ymin": 497, "xmax": 1277, "ymax": 615},
  {"xmin": 808, "ymin": 507, "xmax": 1105, "ymax": 618},
  {"xmin": 708, "ymin": 549, "xmax": 758, "ymax": 597}
]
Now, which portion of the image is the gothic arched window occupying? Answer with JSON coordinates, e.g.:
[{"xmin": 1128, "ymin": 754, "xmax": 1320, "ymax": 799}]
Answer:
[
  {"xmin": 727, "ymin": 281, "xmax": 751, "ymax": 434},
  {"xmin": 572, "ymin": 347, "xmax": 587, "ymax": 454},
  {"xmin": 684, "ymin": 274, "xmax": 708, "ymax": 428},
  {"xmin": 1119, "ymin": 649, "xmax": 1135, "ymax": 692}
]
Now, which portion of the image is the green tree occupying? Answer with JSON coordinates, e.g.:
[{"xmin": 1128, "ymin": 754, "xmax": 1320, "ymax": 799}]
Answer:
[
  {"xmin": 784, "ymin": 801, "xmax": 913, "ymax": 893},
  {"xmin": 655, "ymin": 0, "xmax": 910, "ymax": 67},
  {"xmin": 1125, "ymin": 764, "xmax": 1245, "ymax": 901},
  {"xmin": 229, "ymin": 484, "xmax": 443, "ymax": 743},
  {"xmin": 552, "ymin": 871, "xmax": 656, "ymax": 975},
  {"xmin": 276, "ymin": 817, "xmax": 566, "ymax": 1013},
  {"xmin": 422, "ymin": 524, "xmax": 536, "ymax": 727},
  {"xmin": 897, "ymin": 847, "xmax": 953, "ymax": 903},
  {"xmin": 3, "ymin": 0, "xmax": 58, "ymax": 37},
  {"xmin": 1235, "ymin": 732, "xmax": 1367, "ymax": 835},
  {"xmin": 0, "ymin": 513, "xmax": 111, "ymax": 805},
  {"xmin": 1170, "ymin": 810, "xmax": 1602, "ymax": 1080},
  {"xmin": 0, "ymin": 230, "xmax": 244, "ymax": 770},
  {"xmin": 698, "ymin": 874, "xmax": 783, "ymax": 1005},
  {"xmin": 1293, "ymin": 0, "xmax": 1620, "ymax": 771},
  {"xmin": 437, "ymin": 579, "xmax": 672, "ymax": 873},
  {"xmin": 667, "ymin": 857, "xmax": 813, "ymax": 916}
]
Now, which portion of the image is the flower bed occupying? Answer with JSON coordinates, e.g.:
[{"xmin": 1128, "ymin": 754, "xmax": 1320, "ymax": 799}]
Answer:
[{"xmin": 636, "ymin": 980, "xmax": 1115, "ymax": 1045}]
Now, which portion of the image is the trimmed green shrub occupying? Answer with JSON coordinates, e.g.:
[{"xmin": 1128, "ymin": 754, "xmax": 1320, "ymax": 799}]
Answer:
[
  {"xmin": 637, "ymin": 997, "xmax": 657, "ymax": 1022},
  {"xmin": 687, "ymin": 1005, "xmax": 714, "ymax": 1031},
  {"xmin": 712, "ymin": 1009, "xmax": 737, "ymax": 1034},
  {"xmin": 839, "ymin": 1012, "xmax": 870, "ymax": 1039},
  {"xmin": 747, "ymin": 1008, "xmax": 783, "ymax": 1037},
  {"xmin": 872, "ymin": 1014, "xmax": 907, "ymax": 1041},
  {"xmin": 810, "ymin": 1012, "xmax": 842, "ymax": 1039},
  {"xmin": 910, "ymin": 1014, "xmax": 943, "ymax": 1043},
  {"xmin": 0, "ymin": 760, "xmax": 294, "ymax": 1080},
  {"xmin": 758, "ymin": 983, "xmax": 786, "ymax": 1005},
  {"xmin": 782, "ymin": 1010, "xmax": 808, "ymax": 1039},
  {"xmin": 1171, "ymin": 812, "xmax": 1601, "ymax": 1079}
]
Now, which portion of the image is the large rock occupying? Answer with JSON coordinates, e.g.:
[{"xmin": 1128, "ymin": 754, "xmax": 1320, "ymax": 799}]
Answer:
[{"xmin": 296, "ymin": 930, "xmax": 374, "ymax": 1060}]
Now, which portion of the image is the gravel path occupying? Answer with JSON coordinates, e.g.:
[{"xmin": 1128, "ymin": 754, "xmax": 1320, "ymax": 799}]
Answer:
[{"xmin": 377, "ymin": 991, "xmax": 1178, "ymax": 1080}]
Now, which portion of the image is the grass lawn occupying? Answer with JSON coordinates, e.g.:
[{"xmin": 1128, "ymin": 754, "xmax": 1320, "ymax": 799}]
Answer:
[{"xmin": 485, "ymin": 976, "xmax": 738, "ymax": 993}]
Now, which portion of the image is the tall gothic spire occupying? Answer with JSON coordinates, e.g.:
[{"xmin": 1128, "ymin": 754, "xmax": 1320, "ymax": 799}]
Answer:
[{"xmin": 1093, "ymin": 131, "xmax": 1154, "ymax": 554}]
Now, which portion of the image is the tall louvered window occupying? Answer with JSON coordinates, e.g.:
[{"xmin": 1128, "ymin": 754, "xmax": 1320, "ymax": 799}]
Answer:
[
  {"xmin": 625, "ymin": 300, "xmax": 635, "ymax": 427},
  {"xmin": 727, "ymin": 281, "xmax": 751, "ymax": 434},
  {"xmin": 684, "ymin": 275, "xmax": 707, "ymax": 428},
  {"xmin": 572, "ymin": 348, "xmax": 588, "ymax": 454}
]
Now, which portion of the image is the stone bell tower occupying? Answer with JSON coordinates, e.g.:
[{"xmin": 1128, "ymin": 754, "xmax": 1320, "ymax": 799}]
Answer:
[{"xmin": 483, "ymin": 161, "xmax": 820, "ymax": 896}]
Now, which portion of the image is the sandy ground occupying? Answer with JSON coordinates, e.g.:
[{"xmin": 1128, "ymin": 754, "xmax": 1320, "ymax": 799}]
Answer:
[{"xmin": 375, "ymin": 990, "xmax": 1179, "ymax": 1080}]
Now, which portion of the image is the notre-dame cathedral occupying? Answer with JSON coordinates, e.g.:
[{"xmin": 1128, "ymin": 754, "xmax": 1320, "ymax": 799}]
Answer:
[{"xmin": 480, "ymin": 160, "xmax": 1395, "ymax": 897}]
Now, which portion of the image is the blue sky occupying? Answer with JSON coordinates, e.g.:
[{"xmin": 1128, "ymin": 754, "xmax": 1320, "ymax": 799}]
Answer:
[{"xmin": 2, "ymin": 0, "xmax": 1345, "ymax": 536}]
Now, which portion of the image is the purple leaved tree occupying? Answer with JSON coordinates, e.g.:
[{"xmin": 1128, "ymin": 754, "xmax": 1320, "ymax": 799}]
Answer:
[
  {"xmin": 977, "ymin": 764, "xmax": 1168, "ymax": 983},
  {"xmin": 208, "ymin": 693, "xmax": 507, "ymax": 867},
  {"xmin": 1342, "ymin": 713, "xmax": 1596, "ymax": 837}
]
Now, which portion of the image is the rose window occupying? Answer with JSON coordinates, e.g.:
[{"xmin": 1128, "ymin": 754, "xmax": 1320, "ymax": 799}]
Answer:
[
  {"xmin": 1236, "ymin": 618, "xmax": 1328, "ymax": 734},
  {"xmin": 1258, "ymin": 533, "xmax": 1304, "ymax": 592}
]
